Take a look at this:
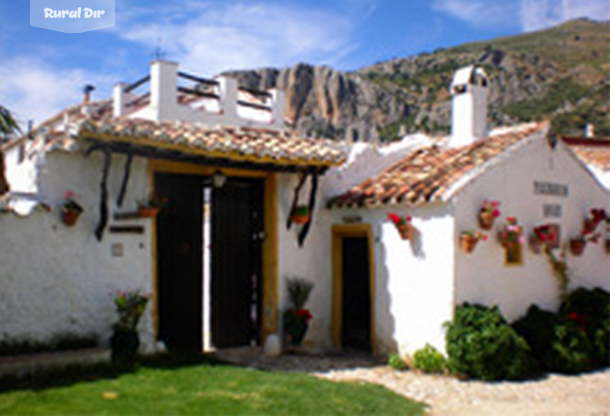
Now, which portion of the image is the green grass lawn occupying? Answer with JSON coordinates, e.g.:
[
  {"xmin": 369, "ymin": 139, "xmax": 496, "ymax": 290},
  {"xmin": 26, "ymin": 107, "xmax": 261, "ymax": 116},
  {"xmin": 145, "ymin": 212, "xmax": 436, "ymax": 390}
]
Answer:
[{"xmin": 0, "ymin": 357, "xmax": 425, "ymax": 415}]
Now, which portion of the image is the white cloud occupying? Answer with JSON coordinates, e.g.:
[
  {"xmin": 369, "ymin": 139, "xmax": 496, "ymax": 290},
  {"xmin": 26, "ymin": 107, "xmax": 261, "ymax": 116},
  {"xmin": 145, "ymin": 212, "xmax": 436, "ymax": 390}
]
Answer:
[
  {"xmin": 117, "ymin": 2, "xmax": 356, "ymax": 75},
  {"xmin": 520, "ymin": 0, "xmax": 610, "ymax": 32},
  {"xmin": 0, "ymin": 58, "xmax": 113, "ymax": 127},
  {"xmin": 432, "ymin": 0, "xmax": 519, "ymax": 28}
]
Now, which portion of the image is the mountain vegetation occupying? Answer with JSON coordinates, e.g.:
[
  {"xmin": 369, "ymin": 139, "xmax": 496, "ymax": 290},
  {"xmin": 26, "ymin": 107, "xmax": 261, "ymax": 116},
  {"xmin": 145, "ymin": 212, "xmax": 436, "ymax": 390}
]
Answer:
[{"xmin": 225, "ymin": 19, "xmax": 610, "ymax": 141}]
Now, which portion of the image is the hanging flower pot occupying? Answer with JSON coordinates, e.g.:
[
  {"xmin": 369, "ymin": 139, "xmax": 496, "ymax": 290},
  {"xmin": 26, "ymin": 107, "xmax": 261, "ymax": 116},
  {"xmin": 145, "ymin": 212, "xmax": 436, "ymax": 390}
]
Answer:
[
  {"xmin": 138, "ymin": 207, "xmax": 159, "ymax": 218},
  {"xmin": 498, "ymin": 217, "xmax": 523, "ymax": 249},
  {"xmin": 460, "ymin": 231, "xmax": 486, "ymax": 254},
  {"xmin": 478, "ymin": 200, "xmax": 501, "ymax": 230},
  {"xmin": 291, "ymin": 205, "xmax": 310, "ymax": 224},
  {"xmin": 60, "ymin": 190, "xmax": 83, "ymax": 227},
  {"xmin": 398, "ymin": 223, "xmax": 414, "ymax": 240},
  {"xmin": 569, "ymin": 238, "xmax": 586, "ymax": 256},
  {"xmin": 528, "ymin": 234, "xmax": 543, "ymax": 254},
  {"xmin": 62, "ymin": 207, "xmax": 82, "ymax": 226}
]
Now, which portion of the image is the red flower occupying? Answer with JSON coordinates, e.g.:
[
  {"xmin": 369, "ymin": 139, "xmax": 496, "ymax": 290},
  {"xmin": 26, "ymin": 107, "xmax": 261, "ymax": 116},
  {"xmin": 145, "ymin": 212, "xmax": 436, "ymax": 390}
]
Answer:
[
  {"xmin": 387, "ymin": 213, "xmax": 402, "ymax": 225},
  {"xmin": 296, "ymin": 309, "xmax": 312, "ymax": 322}
]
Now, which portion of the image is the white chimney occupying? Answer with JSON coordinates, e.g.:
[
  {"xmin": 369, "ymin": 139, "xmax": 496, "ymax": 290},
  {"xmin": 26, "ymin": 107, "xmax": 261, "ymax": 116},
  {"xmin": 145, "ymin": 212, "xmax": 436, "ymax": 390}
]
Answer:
[
  {"xmin": 150, "ymin": 60, "xmax": 178, "ymax": 121},
  {"xmin": 450, "ymin": 66, "xmax": 489, "ymax": 147},
  {"xmin": 113, "ymin": 82, "xmax": 129, "ymax": 118},
  {"xmin": 269, "ymin": 88, "xmax": 285, "ymax": 129},
  {"xmin": 216, "ymin": 76, "xmax": 238, "ymax": 121}
]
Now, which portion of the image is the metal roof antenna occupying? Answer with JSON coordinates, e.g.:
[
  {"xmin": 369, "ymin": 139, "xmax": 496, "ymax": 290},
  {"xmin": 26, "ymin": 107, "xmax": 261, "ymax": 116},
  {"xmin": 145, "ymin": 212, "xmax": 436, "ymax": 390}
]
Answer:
[{"xmin": 153, "ymin": 35, "xmax": 166, "ymax": 61}]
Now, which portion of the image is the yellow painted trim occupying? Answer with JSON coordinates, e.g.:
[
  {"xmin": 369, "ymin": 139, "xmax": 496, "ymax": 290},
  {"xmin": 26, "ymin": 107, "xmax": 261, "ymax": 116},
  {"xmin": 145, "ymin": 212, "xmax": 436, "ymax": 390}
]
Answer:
[
  {"xmin": 331, "ymin": 224, "xmax": 377, "ymax": 354},
  {"xmin": 149, "ymin": 159, "xmax": 269, "ymax": 178},
  {"xmin": 82, "ymin": 131, "xmax": 342, "ymax": 168},
  {"xmin": 262, "ymin": 174, "xmax": 279, "ymax": 343}
]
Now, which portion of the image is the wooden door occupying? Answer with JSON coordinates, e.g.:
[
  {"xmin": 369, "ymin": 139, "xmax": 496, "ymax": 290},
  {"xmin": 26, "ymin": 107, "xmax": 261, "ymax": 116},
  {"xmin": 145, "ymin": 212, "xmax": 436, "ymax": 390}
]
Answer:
[
  {"xmin": 211, "ymin": 179, "xmax": 264, "ymax": 348},
  {"xmin": 155, "ymin": 173, "xmax": 204, "ymax": 352}
]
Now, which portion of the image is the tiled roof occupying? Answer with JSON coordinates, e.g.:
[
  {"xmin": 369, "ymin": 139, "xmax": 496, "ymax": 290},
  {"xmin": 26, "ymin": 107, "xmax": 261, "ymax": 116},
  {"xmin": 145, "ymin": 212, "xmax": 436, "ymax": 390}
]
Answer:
[
  {"xmin": 75, "ymin": 118, "xmax": 345, "ymax": 167},
  {"xmin": 562, "ymin": 136, "xmax": 610, "ymax": 172},
  {"xmin": 2, "ymin": 100, "xmax": 345, "ymax": 168},
  {"xmin": 329, "ymin": 122, "xmax": 548, "ymax": 208}
]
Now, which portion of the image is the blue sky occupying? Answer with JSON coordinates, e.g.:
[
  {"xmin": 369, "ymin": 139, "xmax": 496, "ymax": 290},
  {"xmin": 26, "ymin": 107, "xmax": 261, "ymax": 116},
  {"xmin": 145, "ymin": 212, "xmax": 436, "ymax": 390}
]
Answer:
[{"xmin": 1, "ymin": 0, "xmax": 608, "ymax": 125}]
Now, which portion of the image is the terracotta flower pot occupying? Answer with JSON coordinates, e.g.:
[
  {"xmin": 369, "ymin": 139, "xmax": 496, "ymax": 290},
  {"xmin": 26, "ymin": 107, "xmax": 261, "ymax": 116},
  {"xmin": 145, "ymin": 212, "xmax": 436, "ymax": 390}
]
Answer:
[
  {"xmin": 397, "ymin": 223, "xmax": 414, "ymax": 240},
  {"xmin": 460, "ymin": 235, "xmax": 479, "ymax": 253},
  {"xmin": 291, "ymin": 213, "xmax": 310, "ymax": 225},
  {"xmin": 62, "ymin": 208, "xmax": 82, "ymax": 227},
  {"xmin": 138, "ymin": 207, "xmax": 159, "ymax": 218},
  {"xmin": 569, "ymin": 239, "xmax": 586, "ymax": 256},
  {"xmin": 478, "ymin": 211, "xmax": 495, "ymax": 230},
  {"xmin": 583, "ymin": 218, "xmax": 597, "ymax": 234}
]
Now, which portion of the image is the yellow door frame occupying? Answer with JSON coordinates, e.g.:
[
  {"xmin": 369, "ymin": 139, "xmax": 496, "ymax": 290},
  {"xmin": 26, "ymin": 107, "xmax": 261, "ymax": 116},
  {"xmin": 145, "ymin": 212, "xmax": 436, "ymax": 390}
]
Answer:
[
  {"xmin": 148, "ymin": 159, "xmax": 279, "ymax": 345},
  {"xmin": 331, "ymin": 224, "xmax": 376, "ymax": 354}
]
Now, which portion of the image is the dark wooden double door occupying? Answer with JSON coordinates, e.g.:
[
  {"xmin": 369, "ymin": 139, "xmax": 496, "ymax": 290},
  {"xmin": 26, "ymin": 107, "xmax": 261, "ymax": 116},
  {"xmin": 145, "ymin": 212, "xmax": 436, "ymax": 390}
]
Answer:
[{"xmin": 155, "ymin": 173, "xmax": 264, "ymax": 351}]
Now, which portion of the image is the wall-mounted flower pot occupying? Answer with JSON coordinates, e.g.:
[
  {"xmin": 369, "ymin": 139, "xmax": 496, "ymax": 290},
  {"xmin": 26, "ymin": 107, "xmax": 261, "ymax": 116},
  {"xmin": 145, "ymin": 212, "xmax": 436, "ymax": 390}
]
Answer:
[
  {"xmin": 61, "ymin": 208, "xmax": 82, "ymax": 227},
  {"xmin": 460, "ymin": 235, "xmax": 479, "ymax": 253},
  {"xmin": 138, "ymin": 207, "xmax": 159, "ymax": 218},
  {"xmin": 569, "ymin": 239, "xmax": 586, "ymax": 256},
  {"xmin": 528, "ymin": 235, "xmax": 543, "ymax": 254},
  {"xmin": 397, "ymin": 223, "xmax": 414, "ymax": 240},
  {"xmin": 291, "ymin": 206, "xmax": 310, "ymax": 225},
  {"xmin": 478, "ymin": 212, "xmax": 495, "ymax": 230}
]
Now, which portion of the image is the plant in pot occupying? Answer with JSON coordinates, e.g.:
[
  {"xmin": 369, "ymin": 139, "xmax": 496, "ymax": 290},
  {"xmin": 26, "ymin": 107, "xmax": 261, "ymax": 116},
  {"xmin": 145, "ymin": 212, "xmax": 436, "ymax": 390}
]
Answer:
[
  {"xmin": 110, "ymin": 290, "xmax": 150, "ymax": 365},
  {"xmin": 282, "ymin": 278, "xmax": 314, "ymax": 349},
  {"xmin": 582, "ymin": 208, "xmax": 606, "ymax": 234},
  {"xmin": 569, "ymin": 236, "xmax": 587, "ymax": 256},
  {"xmin": 137, "ymin": 198, "xmax": 166, "ymax": 218},
  {"xmin": 291, "ymin": 205, "xmax": 310, "ymax": 225},
  {"xmin": 459, "ymin": 230, "xmax": 487, "ymax": 254},
  {"xmin": 498, "ymin": 217, "xmax": 524, "ymax": 249},
  {"xmin": 387, "ymin": 212, "xmax": 414, "ymax": 240},
  {"xmin": 478, "ymin": 200, "xmax": 501, "ymax": 230},
  {"xmin": 61, "ymin": 190, "xmax": 84, "ymax": 226},
  {"xmin": 530, "ymin": 225, "xmax": 556, "ymax": 254}
]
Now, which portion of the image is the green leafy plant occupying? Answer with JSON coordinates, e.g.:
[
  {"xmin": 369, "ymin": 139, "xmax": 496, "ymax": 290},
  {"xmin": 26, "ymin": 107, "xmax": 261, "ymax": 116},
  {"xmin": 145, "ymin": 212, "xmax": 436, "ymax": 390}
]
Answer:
[
  {"xmin": 388, "ymin": 353, "xmax": 407, "ymax": 371},
  {"xmin": 138, "ymin": 197, "xmax": 167, "ymax": 209},
  {"xmin": 283, "ymin": 278, "xmax": 314, "ymax": 346},
  {"xmin": 560, "ymin": 287, "xmax": 610, "ymax": 368},
  {"xmin": 62, "ymin": 190, "xmax": 83, "ymax": 212},
  {"xmin": 113, "ymin": 290, "xmax": 151, "ymax": 332},
  {"xmin": 512, "ymin": 305, "xmax": 592, "ymax": 374},
  {"xmin": 445, "ymin": 303, "xmax": 537, "ymax": 381},
  {"xmin": 412, "ymin": 344, "xmax": 447, "ymax": 374}
]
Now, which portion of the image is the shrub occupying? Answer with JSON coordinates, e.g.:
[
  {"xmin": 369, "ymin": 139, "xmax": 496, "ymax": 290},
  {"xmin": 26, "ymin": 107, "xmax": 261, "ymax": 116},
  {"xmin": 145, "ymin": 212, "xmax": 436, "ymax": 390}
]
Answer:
[
  {"xmin": 412, "ymin": 344, "xmax": 447, "ymax": 374},
  {"xmin": 560, "ymin": 287, "xmax": 610, "ymax": 368},
  {"xmin": 445, "ymin": 303, "xmax": 537, "ymax": 381},
  {"xmin": 388, "ymin": 353, "xmax": 407, "ymax": 371},
  {"xmin": 513, "ymin": 305, "xmax": 593, "ymax": 373}
]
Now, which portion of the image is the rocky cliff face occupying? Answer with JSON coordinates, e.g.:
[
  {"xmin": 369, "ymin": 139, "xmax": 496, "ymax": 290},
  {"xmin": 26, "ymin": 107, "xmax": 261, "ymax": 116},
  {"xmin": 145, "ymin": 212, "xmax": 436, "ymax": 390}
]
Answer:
[{"xmin": 224, "ymin": 19, "xmax": 610, "ymax": 141}]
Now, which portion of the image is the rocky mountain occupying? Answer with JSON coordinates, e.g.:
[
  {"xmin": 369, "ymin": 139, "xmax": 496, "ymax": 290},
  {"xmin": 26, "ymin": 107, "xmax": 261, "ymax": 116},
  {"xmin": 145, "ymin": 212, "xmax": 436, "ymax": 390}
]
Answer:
[{"xmin": 225, "ymin": 19, "xmax": 610, "ymax": 141}]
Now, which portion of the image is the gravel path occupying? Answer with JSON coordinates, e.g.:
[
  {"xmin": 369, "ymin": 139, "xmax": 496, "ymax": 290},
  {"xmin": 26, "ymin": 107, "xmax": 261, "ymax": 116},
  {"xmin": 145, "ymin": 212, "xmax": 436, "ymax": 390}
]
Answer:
[{"xmin": 214, "ymin": 348, "xmax": 610, "ymax": 416}]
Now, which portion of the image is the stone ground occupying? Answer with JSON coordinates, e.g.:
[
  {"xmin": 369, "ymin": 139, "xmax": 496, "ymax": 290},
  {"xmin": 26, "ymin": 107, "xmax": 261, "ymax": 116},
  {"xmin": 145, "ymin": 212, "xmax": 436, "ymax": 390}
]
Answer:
[{"xmin": 214, "ymin": 348, "xmax": 610, "ymax": 416}]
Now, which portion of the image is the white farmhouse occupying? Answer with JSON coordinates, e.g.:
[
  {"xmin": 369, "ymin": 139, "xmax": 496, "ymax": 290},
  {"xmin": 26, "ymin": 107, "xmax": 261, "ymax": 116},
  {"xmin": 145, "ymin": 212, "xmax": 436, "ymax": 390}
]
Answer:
[{"xmin": 0, "ymin": 64, "xmax": 608, "ymax": 359}]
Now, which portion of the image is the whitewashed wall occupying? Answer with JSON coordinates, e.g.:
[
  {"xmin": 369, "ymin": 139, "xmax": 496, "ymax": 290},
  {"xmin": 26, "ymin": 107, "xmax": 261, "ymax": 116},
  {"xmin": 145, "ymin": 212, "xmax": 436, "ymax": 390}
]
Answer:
[
  {"xmin": 0, "ymin": 150, "xmax": 156, "ymax": 350},
  {"xmin": 454, "ymin": 138, "xmax": 610, "ymax": 322}
]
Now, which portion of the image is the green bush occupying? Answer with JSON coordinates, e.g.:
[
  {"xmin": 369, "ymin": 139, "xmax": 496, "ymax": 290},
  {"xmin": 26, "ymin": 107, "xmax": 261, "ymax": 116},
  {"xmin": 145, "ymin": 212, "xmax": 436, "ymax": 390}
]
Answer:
[
  {"xmin": 445, "ymin": 303, "xmax": 537, "ymax": 381},
  {"xmin": 412, "ymin": 344, "xmax": 447, "ymax": 374},
  {"xmin": 513, "ymin": 305, "xmax": 593, "ymax": 373},
  {"xmin": 388, "ymin": 353, "xmax": 407, "ymax": 371},
  {"xmin": 560, "ymin": 287, "xmax": 610, "ymax": 368}
]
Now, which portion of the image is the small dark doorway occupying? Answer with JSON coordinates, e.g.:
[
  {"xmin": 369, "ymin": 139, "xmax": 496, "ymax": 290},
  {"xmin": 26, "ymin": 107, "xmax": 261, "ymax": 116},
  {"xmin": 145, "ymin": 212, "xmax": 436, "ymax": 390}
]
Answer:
[
  {"xmin": 211, "ymin": 178, "xmax": 264, "ymax": 348},
  {"xmin": 341, "ymin": 236, "xmax": 372, "ymax": 352},
  {"xmin": 155, "ymin": 173, "xmax": 204, "ymax": 352}
]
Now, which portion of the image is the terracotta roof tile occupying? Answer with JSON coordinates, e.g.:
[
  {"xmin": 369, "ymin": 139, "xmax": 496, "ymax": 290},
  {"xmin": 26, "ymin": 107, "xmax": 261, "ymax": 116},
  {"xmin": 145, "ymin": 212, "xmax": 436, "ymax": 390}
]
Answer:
[
  {"xmin": 329, "ymin": 122, "xmax": 548, "ymax": 208},
  {"xmin": 562, "ymin": 136, "xmax": 610, "ymax": 172},
  {"xmin": 75, "ymin": 118, "xmax": 345, "ymax": 168}
]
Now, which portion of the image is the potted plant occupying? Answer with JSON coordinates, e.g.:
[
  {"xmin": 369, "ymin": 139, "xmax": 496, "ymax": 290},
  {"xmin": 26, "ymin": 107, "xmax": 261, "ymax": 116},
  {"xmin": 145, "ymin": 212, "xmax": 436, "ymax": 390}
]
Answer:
[
  {"xmin": 582, "ymin": 208, "xmax": 606, "ymax": 234},
  {"xmin": 460, "ymin": 230, "xmax": 487, "ymax": 254},
  {"xmin": 569, "ymin": 236, "xmax": 586, "ymax": 256},
  {"xmin": 110, "ymin": 290, "xmax": 150, "ymax": 365},
  {"xmin": 478, "ymin": 200, "xmax": 501, "ymax": 230},
  {"xmin": 138, "ymin": 198, "xmax": 166, "ymax": 218},
  {"xmin": 498, "ymin": 217, "xmax": 524, "ymax": 249},
  {"xmin": 530, "ymin": 225, "xmax": 556, "ymax": 254},
  {"xmin": 387, "ymin": 213, "xmax": 414, "ymax": 240},
  {"xmin": 291, "ymin": 205, "xmax": 310, "ymax": 225},
  {"xmin": 61, "ymin": 190, "xmax": 84, "ymax": 226},
  {"xmin": 282, "ymin": 278, "xmax": 314, "ymax": 348}
]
